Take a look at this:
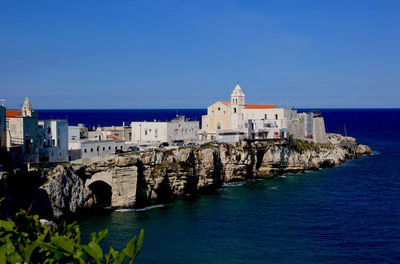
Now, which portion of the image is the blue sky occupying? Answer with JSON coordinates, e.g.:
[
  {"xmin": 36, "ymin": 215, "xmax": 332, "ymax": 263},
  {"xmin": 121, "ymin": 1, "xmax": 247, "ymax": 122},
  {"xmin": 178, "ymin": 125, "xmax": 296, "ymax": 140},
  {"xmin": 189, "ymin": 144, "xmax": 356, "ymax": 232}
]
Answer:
[{"xmin": 1, "ymin": 0, "xmax": 399, "ymax": 109}]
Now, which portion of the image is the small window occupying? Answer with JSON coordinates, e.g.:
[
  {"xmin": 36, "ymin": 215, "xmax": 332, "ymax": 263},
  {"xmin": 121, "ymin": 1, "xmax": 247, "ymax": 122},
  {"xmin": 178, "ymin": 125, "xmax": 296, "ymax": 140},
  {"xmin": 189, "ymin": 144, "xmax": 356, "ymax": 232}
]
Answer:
[
  {"xmin": 234, "ymin": 108, "xmax": 237, "ymax": 113},
  {"xmin": 120, "ymin": 146, "xmax": 123, "ymax": 149},
  {"xmin": 217, "ymin": 123, "xmax": 221, "ymax": 130},
  {"xmin": 218, "ymin": 107, "xmax": 220, "ymax": 111},
  {"xmin": 84, "ymin": 149, "xmax": 87, "ymax": 153},
  {"xmin": 109, "ymin": 146, "xmax": 111, "ymax": 150},
  {"xmin": 90, "ymin": 148, "xmax": 93, "ymax": 152},
  {"xmin": 145, "ymin": 129, "xmax": 148, "ymax": 135},
  {"xmin": 97, "ymin": 146, "xmax": 99, "ymax": 151},
  {"xmin": 275, "ymin": 114, "xmax": 278, "ymax": 120},
  {"xmin": 103, "ymin": 147, "xmax": 105, "ymax": 151},
  {"xmin": 115, "ymin": 146, "xmax": 117, "ymax": 150},
  {"xmin": 264, "ymin": 114, "xmax": 267, "ymax": 119}
]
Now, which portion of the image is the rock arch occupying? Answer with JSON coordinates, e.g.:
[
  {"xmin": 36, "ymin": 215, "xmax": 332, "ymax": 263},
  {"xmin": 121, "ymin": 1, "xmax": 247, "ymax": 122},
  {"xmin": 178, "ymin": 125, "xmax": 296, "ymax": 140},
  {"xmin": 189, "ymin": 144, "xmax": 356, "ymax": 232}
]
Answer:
[{"xmin": 86, "ymin": 171, "xmax": 113, "ymax": 207}]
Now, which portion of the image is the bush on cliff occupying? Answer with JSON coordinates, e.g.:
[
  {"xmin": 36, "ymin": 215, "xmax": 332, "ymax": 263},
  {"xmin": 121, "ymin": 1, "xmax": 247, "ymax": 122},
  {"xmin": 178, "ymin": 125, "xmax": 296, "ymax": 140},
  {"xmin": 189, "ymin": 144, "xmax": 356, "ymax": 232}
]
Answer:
[{"xmin": 0, "ymin": 207, "xmax": 144, "ymax": 263}]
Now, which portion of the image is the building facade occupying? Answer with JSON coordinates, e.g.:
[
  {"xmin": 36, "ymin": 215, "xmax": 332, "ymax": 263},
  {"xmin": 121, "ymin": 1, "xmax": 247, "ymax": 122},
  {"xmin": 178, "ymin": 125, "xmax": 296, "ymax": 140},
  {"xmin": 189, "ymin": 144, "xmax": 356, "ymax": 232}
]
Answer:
[
  {"xmin": 201, "ymin": 84, "xmax": 292, "ymax": 141},
  {"xmin": 201, "ymin": 84, "xmax": 327, "ymax": 143},
  {"xmin": 68, "ymin": 140, "xmax": 125, "ymax": 160},
  {"xmin": 5, "ymin": 97, "xmax": 39, "ymax": 162},
  {"xmin": 38, "ymin": 120, "xmax": 69, "ymax": 162},
  {"xmin": 131, "ymin": 116, "xmax": 199, "ymax": 145}
]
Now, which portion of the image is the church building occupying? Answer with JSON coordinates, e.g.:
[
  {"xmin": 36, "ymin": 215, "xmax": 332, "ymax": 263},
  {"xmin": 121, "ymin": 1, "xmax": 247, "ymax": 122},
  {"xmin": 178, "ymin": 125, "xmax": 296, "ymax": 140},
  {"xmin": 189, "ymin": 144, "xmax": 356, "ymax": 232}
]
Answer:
[{"xmin": 201, "ymin": 84, "xmax": 296, "ymax": 141}]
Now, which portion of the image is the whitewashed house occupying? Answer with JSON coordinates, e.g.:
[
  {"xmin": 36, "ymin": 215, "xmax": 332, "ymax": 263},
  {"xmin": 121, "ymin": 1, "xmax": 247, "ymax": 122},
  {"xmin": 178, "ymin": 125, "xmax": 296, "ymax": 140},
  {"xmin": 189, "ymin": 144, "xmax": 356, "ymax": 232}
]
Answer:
[
  {"xmin": 38, "ymin": 120, "xmax": 69, "ymax": 162},
  {"xmin": 131, "ymin": 116, "xmax": 199, "ymax": 145}
]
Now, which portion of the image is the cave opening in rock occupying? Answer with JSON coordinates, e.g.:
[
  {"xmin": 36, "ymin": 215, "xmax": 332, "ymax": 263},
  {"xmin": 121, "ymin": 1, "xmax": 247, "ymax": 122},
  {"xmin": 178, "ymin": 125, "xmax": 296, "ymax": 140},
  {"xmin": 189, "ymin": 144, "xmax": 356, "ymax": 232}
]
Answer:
[{"xmin": 88, "ymin": 181, "xmax": 112, "ymax": 207}]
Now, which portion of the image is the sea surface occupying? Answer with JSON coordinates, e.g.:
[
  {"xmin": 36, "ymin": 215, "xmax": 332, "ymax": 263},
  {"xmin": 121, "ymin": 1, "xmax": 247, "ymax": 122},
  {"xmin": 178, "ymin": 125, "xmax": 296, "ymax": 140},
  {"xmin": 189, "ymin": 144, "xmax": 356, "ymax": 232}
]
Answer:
[{"xmin": 39, "ymin": 109, "xmax": 400, "ymax": 263}]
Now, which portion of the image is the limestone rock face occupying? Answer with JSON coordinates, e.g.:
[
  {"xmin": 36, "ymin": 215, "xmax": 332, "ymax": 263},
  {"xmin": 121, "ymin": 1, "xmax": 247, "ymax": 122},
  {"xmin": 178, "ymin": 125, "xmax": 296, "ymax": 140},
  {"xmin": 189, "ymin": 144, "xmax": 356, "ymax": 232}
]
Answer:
[
  {"xmin": 356, "ymin": 144, "xmax": 372, "ymax": 155},
  {"xmin": 43, "ymin": 165, "xmax": 93, "ymax": 218},
  {"xmin": 112, "ymin": 166, "xmax": 137, "ymax": 207},
  {"xmin": 40, "ymin": 133, "xmax": 372, "ymax": 218}
]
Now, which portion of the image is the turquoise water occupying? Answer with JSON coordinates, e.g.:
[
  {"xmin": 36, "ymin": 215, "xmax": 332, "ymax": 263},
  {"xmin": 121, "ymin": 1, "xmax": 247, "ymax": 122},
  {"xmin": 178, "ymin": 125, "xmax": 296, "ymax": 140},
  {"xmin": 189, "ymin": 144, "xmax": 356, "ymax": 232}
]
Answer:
[{"xmin": 76, "ymin": 109, "xmax": 400, "ymax": 263}]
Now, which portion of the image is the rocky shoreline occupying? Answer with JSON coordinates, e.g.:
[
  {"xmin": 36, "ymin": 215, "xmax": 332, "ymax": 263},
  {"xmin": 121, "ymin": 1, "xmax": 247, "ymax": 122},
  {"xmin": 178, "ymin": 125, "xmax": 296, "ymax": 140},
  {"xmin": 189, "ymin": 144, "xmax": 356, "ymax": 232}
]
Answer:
[{"xmin": 0, "ymin": 133, "xmax": 371, "ymax": 220}]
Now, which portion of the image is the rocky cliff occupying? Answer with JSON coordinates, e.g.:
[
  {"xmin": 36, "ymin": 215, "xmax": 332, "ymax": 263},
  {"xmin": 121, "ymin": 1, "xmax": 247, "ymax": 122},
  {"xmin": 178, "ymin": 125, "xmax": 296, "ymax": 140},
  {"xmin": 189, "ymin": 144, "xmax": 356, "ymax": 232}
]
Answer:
[{"xmin": 36, "ymin": 133, "xmax": 371, "ymax": 219}]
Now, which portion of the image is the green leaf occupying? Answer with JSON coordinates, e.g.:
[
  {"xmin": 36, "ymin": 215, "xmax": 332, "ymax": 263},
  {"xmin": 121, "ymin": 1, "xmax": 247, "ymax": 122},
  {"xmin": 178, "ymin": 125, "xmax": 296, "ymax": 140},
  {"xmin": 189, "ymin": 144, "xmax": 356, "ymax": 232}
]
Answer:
[
  {"xmin": 0, "ymin": 220, "xmax": 15, "ymax": 231},
  {"xmin": 21, "ymin": 241, "xmax": 41, "ymax": 263},
  {"xmin": 7, "ymin": 252, "xmax": 23, "ymax": 264},
  {"xmin": 137, "ymin": 229, "xmax": 145, "ymax": 250},
  {"xmin": 122, "ymin": 236, "xmax": 137, "ymax": 259},
  {"xmin": 82, "ymin": 241, "xmax": 103, "ymax": 263},
  {"xmin": 0, "ymin": 245, "xmax": 6, "ymax": 264},
  {"xmin": 5, "ymin": 238, "xmax": 15, "ymax": 254},
  {"xmin": 51, "ymin": 236, "xmax": 75, "ymax": 254},
  {"xmin": 95, "ymin": 228, "xmax": 108, "ymax": 244}
]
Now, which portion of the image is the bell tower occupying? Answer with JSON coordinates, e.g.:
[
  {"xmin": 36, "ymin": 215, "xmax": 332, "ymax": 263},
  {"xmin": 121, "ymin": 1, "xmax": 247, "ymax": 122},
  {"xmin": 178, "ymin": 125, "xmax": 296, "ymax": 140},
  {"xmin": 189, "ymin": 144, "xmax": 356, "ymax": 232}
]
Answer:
[
  {"xmin": 21, "ymin": 97, "xmax": 33, "ymax": 117},
  {"xmin": 230, "ymin": 84, "xmax": 245, "ymax": 130}
]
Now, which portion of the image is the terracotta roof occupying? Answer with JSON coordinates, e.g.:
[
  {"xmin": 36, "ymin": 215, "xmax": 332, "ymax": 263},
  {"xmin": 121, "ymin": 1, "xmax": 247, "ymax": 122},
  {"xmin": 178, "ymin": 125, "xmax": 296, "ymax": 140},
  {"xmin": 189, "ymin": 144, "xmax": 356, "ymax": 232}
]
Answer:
[
  {"xmin": 6, "ymin": 110, "xmax": 22, "ymax": 118},
  {"xmin": 244, "ymin": 104, "xmax": 277, "ymax": 109},
  {"xmin": 107, "ymin": 135, "xmax": 123, "ymax": 142},
  {"xmin": 220, "ymin": 101, "xmax": 231, "ymax": 106}
]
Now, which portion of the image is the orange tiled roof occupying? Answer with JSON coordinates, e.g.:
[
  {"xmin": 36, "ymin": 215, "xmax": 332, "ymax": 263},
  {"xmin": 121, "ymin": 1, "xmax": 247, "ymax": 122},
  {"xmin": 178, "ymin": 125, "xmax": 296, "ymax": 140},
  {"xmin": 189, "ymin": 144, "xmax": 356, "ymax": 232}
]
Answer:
[
  {"xmin": 220, "ymin": 101, "xmax": 231, "ymax": 106},
  {"xmin": 244, "ymin": 104, "xmax": 276, "ymax": 109},
  {"xmin": 6, "ymin": 110, "xmax": 22, "ymax": 118},
  {"xmin": 107, "ymin": 135, "xmax": 122, "ymax": 141}
]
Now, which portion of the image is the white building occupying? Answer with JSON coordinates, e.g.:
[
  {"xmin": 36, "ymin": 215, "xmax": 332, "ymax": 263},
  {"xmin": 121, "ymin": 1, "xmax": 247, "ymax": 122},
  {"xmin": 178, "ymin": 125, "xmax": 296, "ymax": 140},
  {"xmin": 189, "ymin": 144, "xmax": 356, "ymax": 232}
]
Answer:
[
  {"xmin": 38, "ymin": 120, "xmax": 69, "ymax": 162},
  {"xmin": 94, "ymin": 123, "xmax": 132, "ymax": 142},
  {"xmin": 131, "ymin": 116, "xmax": 199, "ymax": 145},
  {"xmin": 5, "ymin": 97, "xmax": 39, "ymax": 163},
  {"xmin": 68, "ymin": 139, "xmax": 125, "ymax": 160}
]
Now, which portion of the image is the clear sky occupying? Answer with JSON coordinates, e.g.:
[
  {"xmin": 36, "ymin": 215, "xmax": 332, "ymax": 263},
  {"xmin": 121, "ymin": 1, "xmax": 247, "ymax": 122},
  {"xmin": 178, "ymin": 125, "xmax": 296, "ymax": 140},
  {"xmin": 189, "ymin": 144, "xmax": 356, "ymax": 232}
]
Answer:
[{"xmin": 1, "ymin": 0, "xmax": 399, "ymax": 109}]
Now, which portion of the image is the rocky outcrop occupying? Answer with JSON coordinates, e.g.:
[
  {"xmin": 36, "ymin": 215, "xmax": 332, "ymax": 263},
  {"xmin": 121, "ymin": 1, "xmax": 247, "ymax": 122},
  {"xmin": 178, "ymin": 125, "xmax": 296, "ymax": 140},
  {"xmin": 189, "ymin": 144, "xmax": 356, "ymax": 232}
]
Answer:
[
  {"xmin": 42, "ymin": 165, "xmax": 93, "ymax": 218},
  {"xmin": 40, "ymin": 133, "xmax": 372, "ymax": 218}
]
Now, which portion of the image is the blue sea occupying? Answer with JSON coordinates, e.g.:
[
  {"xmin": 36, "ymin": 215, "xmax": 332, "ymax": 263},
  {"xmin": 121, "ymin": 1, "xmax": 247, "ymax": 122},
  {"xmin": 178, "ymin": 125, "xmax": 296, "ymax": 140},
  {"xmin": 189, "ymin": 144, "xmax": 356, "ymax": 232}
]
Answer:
[{"xmin": 38, "ymin": 109, "xmax": 400, "ymax": 263}]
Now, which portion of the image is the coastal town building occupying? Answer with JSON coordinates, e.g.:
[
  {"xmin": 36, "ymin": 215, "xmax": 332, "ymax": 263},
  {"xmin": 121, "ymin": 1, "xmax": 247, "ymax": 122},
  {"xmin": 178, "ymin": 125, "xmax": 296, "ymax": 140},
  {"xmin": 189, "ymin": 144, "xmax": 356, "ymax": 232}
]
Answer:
[
  {"xmin": 38, "ymin": 120, "xmax": 69, "ymax": 162},
  {"xmin": 5, "ymin": 97, "xmax": 40, "ymax": 163},
  {"xmin": 200, "ymin": 84, "xmax": 327, "ymax": 143},
  {"xmin": 93, "ymin": 123, "xmax": 132, "ymax": 142},
  {"xmin": 68, "ymin": 139, "xmax": 124, "ymax": 160},
  {"xmin": 131, "ymin": 116, "xmax": 199, "ymax": 145},
  {"xmin": 68, "ymin": 124, "xmax": 88, "ymax": 142},
  {"xmin": 68, "ymin": 124, "xmax": 124, "ymax": 160}
]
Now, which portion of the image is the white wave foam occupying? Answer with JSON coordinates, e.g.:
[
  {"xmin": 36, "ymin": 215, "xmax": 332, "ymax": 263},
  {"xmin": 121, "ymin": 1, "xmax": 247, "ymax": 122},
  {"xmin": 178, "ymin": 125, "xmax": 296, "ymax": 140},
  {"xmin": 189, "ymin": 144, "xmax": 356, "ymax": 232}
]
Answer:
[
  {"xmin": 223, "ymin": 182, "xmax": 245, "ymax": 187},
  {"xmin": 269, "ymin": 186, "xmax": 279, "ymax": 190},
  {"xmin": 115, "ymin": 204, "xmax": 166, "ymax": 212}
]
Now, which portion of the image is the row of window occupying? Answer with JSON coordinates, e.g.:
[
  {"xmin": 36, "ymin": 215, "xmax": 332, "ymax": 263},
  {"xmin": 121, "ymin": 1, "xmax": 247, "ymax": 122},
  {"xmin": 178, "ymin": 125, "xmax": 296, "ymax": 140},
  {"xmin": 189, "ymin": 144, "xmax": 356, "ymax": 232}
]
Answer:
[
  {"xmin": 83, "ymin": 145, "xmax": 123, "ymax": 153},
  {"xmin": 144, "ymin": 129, "xmax": 158, "ymax": 137},
  {"xmin": 173, "ymin": 128, "xmax": 194, "ymax": 136}
]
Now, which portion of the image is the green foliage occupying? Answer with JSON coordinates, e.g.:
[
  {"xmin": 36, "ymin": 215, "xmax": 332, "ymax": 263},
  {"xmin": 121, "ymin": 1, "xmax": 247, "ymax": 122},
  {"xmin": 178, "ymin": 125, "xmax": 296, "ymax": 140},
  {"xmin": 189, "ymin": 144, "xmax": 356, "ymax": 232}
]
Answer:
[
  {"xmin": 287, "ymin": 136, "xmax": 334, "ymax": 152},
  {"xmin": 0, "ymin": 209, "xmax": 144, "ymax": 264}
]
